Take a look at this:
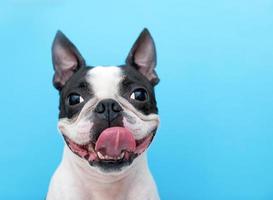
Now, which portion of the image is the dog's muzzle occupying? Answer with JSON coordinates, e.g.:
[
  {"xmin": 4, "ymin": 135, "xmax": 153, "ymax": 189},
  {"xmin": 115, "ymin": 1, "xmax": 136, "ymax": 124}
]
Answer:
[{"xmin": 64, "ymin": 126, "xmax": 154, "ymax": 165}]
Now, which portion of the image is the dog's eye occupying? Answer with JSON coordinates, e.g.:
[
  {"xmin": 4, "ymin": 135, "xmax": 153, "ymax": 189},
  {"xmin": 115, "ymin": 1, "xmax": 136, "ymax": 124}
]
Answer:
[
  {"xmin": 130, "ymin": 88, "xmax": 148, "ymax": 102},
  {"xmin": 67, "ymin": 93, "xmax": 84, "ymax": 106}
]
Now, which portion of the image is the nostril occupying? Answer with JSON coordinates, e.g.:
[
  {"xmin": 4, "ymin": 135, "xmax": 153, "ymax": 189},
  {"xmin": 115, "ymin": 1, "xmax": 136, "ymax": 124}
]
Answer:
[
  {"xmin": 95, "ymin": 99, "xmax": 122, "ymax": 118},
  {"xmin": 112, "ymin": 102, "xmax": 122, "ymax": 112},
  {"xmin": 95, "ymin": 102, "xmax": 105, "ymax": 113}
]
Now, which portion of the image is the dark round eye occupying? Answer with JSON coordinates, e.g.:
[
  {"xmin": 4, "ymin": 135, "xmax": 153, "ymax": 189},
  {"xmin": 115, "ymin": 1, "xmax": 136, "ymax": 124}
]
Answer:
[
  {"xmin": 67, "ymin": 93, "xmax": 84, "ymax": 106},
  {"xmin": 130, "ymin": 88, "xmax": 148, "ymax": 102}
]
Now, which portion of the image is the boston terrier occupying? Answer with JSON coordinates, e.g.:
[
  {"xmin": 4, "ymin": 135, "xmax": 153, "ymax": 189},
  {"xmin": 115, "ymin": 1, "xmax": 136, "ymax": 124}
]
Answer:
[{"xmin": 46, "ymin": 28, "xmax": 160, "ymax": 200}]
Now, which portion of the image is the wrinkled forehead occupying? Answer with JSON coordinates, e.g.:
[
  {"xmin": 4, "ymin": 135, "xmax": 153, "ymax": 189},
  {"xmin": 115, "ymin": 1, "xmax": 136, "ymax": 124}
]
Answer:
[{"xmin": 86, "ymin": 66, "xmax": 123, "ymax": 99}]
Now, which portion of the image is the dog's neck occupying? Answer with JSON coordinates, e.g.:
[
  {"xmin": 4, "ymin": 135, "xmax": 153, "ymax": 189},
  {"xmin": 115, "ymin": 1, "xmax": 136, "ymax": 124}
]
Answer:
[{"xmin": 60, "ymin": 146, "xmax": 151, "ymax": 200}]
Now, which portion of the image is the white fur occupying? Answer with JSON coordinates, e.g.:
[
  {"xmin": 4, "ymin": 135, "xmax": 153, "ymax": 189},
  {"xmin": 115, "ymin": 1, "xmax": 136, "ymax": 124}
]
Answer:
[
  {"xmin": 57, "ymin": 98, "xmax": 98, "ymax": 145},
  {"xmin": 47, "ymin": 147, "xmax": 160, "ymax": 200},
  {"xmin": 117, "ymin": 96, "xmax": 160, "ymax": 140},
  {"xmin": 87, "ymin": 66, "xmax": 122, "ymax": 100}
]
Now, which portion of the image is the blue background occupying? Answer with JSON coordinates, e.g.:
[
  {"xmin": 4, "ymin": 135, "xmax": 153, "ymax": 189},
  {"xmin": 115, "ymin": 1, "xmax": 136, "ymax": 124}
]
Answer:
[{"xmin": 0, "ymin": 0, "xmax": 273, "ymax": 199}]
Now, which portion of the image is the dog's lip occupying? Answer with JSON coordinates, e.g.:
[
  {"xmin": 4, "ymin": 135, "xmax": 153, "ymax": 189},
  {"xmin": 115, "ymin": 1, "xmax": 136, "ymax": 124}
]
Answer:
[
  {"xmin": 63, "ymin": 136, "xmax": 96, "ymax": 160},
  {"xmin": 63, "ymin": 132, "xmax": 154, "ymax": 162}
]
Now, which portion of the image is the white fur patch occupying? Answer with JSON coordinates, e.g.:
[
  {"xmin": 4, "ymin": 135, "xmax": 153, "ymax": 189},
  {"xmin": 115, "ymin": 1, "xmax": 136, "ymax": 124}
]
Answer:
[
  {"xmin": 117, "ymin": 96, "xmax": 160, "ymax": 140},
  {"xmin": 57, "ymin": 99, "xmax": 98, "ymax": 145},
  {"xmin": 86, "ymin": 66, "xmax": 123, "ymax": 100}
]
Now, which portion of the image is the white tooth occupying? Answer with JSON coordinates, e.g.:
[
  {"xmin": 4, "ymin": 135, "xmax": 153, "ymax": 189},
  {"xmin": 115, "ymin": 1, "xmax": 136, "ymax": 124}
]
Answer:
[
  {"xmin": 116, "ymin": 152, "xmax": 124, "ymax": 160},
  {"xmin": 120, "ymin": 152, "xmax": 125, "ymax": 159},
  {"xmin": 97, "ymin": 152, "xmax": 104, "ymax": 159},
  {"xmin": 98, "ymin": 153, "xmax": 126, "ymax": 160},
  {"xmin": 88, "ymin": 145, "xmax": 94, "ymax": 152}
]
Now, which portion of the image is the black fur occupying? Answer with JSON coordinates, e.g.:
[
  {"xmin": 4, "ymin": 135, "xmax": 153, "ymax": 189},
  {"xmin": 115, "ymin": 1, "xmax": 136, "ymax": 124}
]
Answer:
[
  {"xmin": 58, "ymin": 66, "xmax": 93, "ymax": 119},
  {"xmin": 119, "ymin": 65, "xmax": 158, "ymax": 115}
]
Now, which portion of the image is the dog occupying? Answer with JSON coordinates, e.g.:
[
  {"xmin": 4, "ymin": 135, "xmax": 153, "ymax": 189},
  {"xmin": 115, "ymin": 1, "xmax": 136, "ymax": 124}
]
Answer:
[{"xmin": 46, "ymin": 28, "xmax": 160, "ymax": 200}]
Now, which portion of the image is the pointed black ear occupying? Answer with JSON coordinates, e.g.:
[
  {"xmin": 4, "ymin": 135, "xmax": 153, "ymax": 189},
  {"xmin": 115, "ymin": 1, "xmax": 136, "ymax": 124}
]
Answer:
[
  {"xmin": 126, "ymin": 28, "xmax": 159, "ymax": 86},
  {"xmin": 52, "ymin": 31, "xmax": 86, "ymax": 90}
]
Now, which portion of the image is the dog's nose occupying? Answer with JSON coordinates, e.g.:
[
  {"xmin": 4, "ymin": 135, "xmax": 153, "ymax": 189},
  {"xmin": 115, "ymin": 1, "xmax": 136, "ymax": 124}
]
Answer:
[{"xmin": 95, "ymin": 99, "xmax": 123, "ymax": 122}]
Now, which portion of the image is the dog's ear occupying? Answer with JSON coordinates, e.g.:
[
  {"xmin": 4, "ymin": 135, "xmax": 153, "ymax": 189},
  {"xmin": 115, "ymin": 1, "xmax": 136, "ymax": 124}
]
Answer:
[
  {"xmin": 52, "ymin": 31, "xmax": 86, "ymax": 90},
  {"xmin": 126, "ymin": 28, "xmax": 159, "ymax": 86}
]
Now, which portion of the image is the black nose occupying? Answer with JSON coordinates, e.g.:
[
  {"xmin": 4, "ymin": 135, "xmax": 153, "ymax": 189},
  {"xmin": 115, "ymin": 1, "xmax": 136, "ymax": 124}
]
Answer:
[{"xmin": 94, "ymin": 99, "xmax": 123, "ymax": 122}]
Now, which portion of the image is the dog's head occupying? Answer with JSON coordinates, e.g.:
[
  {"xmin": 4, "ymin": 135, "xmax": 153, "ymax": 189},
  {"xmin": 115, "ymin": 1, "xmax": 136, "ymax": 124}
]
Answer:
[{"xmin": 52, "ymin": 29, "xmax": 159, "ymax": 172}]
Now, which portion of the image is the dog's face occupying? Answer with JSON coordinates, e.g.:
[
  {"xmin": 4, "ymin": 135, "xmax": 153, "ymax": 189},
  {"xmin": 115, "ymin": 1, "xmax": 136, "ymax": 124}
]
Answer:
[{"xmin": 52, "ymin": 29, "xmax": 159, "ymax": 172}]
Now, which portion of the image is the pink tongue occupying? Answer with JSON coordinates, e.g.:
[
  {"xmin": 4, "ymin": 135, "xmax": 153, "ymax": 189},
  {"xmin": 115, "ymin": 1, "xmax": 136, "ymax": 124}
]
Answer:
[{"xmin": 95, "ymin": 127, "xmax": 136, "ymax": 157}]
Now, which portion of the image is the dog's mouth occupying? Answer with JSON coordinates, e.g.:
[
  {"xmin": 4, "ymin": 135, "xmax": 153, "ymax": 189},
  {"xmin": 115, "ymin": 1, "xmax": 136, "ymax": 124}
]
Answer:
[{"xmin": 63, "ymin": 127, "xmax": 154, "ymax": 169}]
